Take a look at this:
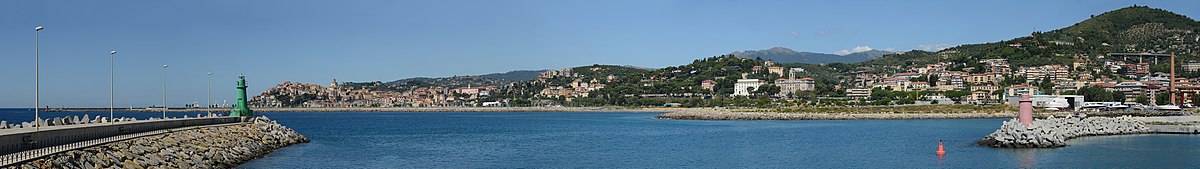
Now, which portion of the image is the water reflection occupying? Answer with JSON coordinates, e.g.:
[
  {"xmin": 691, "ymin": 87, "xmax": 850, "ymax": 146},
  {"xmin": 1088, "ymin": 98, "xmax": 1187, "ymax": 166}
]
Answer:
[
  {"xmin": 998, "ymin": 148, "xmax": 1058, "ymax": 169},
  {"xmin": 1016, "ymin": 149, "xmax": 1035, "ymax": 168},
  {"xmin": 936, "ymin": 153, "xmax": 945, "ymax": 165}
]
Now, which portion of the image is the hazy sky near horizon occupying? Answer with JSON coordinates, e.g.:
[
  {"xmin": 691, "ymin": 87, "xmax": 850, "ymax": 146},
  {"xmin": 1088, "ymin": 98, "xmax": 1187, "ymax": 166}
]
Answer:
[{"xmin": 1, "ymin": 0, "xmax": 1198, "ymax": 107}]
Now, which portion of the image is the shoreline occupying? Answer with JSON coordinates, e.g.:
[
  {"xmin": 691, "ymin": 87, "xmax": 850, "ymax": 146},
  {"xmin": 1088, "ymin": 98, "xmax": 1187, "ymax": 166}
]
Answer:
[
  {"xmin": 657, "ymin": 108, "xmax": 1030, "ymax": 120},
  {"xmin": 656, "ymin": 108, "xmax": 1194, "ymax": 120},
  {"xmin": 40, "ymin": 106, "xmax": 1196, "ymax": 121},
  {"xmin": 42, "ymin": 107, "xmax": 679, "ymax": 113}
]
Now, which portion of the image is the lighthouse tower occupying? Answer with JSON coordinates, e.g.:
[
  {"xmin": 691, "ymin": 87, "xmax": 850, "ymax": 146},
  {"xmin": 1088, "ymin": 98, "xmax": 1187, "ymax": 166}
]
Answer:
[{"xmin": 230, "ymin": 74, "xmax": 254, "ymax": 117}]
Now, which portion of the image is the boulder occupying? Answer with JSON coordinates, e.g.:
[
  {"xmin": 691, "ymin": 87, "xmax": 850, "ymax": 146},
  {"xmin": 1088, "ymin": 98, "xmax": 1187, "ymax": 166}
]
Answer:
[{"xmin": 123, "ymin": 159, "xmax": 143, "ymax": 169}]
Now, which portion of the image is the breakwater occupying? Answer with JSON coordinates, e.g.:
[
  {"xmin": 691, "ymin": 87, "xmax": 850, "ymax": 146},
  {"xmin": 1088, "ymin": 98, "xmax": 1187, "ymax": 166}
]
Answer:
[
  {"xmin": 1, "ymin": 114, "xmax": 222, "ymax": 130},
  {"xmin": 656, "ymin": 108, "xmax": 1053, "ymax": 120},
  {"xmin": 2, "ymin": 116, "xmax": 307, "ymax": 168},
  {"xmin": 0, "ymin": 115, "xmax": 240, "ymax": 157},
  {"xmin": 978, "ymin": 116, "xmax": 1151, "ymax": 148}
]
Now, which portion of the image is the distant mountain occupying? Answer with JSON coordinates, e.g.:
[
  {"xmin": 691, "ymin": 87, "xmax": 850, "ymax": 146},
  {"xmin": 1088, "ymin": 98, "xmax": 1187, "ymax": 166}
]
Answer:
[
  {"xmin": 480, "ymin": 70, "xmax": 543, "ymax": 82},
  {"xmin": 381, "ymin": 70, "xmax": 545, "ymax": 88},
  {"xmin": 844, "ymin": 50, "xmax": 894, "ymax": 60},
  {"xmin": 729, "ymin": 47, "xmax": 894, "ymax": 64},
  {"xmin": 383, "ymin": 76, "xmax": 509, "ymax": 88}
]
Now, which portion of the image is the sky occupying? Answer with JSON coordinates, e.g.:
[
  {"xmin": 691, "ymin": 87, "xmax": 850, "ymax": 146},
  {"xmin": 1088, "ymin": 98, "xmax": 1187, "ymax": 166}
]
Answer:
[{"xmin": 1, "ymin": 0, "xmax": 1198, "ymax": 108}]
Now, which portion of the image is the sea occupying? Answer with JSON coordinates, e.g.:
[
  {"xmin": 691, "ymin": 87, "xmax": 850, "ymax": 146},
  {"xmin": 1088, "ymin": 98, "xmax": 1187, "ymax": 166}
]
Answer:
[{"xmin": 1, "ymin": 108, "xmax": 1198, "ymax": 168}]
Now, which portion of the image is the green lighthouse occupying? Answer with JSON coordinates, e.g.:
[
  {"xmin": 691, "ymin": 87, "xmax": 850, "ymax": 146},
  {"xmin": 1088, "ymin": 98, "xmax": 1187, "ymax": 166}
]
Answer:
[{"xmin": 230, "ymin": 74, "xmax": 254, "ymax": 117}]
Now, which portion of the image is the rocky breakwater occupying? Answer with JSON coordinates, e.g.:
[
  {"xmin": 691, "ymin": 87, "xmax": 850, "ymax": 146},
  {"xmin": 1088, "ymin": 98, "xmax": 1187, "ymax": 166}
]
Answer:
[
  {"xmin": 656, "ymin": 108, "xmax": 1020, "ymax": 120},
  {"xmin": 978, "ymin": 116, "xmax": 1150, "ymax": 148},
  {"xmin": 4, "ymin": 116, "xmax": 308, "ymax": 169}
]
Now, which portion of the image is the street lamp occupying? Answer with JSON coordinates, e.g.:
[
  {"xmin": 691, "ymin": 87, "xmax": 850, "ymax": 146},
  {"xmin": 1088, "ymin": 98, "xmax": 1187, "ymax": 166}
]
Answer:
[
  {"xmin": 34, "ymin": 25, "xmax": 43, "ymax": 130},
  {"xmin": 110, "ymin": 50, "xmax": 116, "ymax": 124},
  {"xmin": 207, "ymin": 72, "xmax": 212, "ymax": 117},
  {"xmin": 163, "ymin": 64, "xmax": 168, "ymax": 119}
]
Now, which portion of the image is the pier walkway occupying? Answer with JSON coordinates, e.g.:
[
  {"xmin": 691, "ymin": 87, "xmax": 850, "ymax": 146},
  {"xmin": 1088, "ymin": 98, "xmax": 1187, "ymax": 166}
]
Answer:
[
  {"xmin": 0, "ymin": 116, "xmax": 243, "ymax": 166},
  {"xmin": 1135, "ymin": 116, "xmax": 1200, "ymax": 134}
]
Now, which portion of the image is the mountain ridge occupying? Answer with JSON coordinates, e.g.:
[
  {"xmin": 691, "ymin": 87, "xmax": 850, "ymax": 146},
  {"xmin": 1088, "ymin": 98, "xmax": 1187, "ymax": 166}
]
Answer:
[{"xmin": 729, "ymin": 47, "xmax": 895, "ymax": 64}]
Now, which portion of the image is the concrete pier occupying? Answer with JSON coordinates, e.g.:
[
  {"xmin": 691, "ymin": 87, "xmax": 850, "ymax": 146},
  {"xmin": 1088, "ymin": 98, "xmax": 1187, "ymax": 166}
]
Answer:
[
  {"xmin": 1136, "ymin": 116, "xmax": 1200, "ymax": 134},
  {"xmin": 0, "ymin": 116, "xmax": 242, "ymax": 166},
  {"xmin": 1, "ymin": 116, "xmax": 306, "ymax": 168},
  {"xmin": 0, "ymin": 115, "xmax": 307, "ymax": 168},
  {"xmin": 1147, "ymin": 125, "xmax": 1200, "ymax": 134}
]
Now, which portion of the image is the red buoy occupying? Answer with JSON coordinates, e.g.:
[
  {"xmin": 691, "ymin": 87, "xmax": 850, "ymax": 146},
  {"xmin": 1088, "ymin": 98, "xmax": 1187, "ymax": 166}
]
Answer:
[{"xmin": 936, "ymin": 140, "xmax": 946, "ymax": 155}]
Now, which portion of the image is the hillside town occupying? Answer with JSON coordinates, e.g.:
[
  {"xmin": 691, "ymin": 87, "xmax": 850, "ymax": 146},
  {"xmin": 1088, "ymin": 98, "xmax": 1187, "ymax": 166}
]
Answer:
[
  {"xmin": 252, "ymin": 51, "xmax": 1200, "ymax": 112},
  {"xmin": 251, "ymin": 79, "xmax": 501, "ymax": 108},
  {"xmin": 249, "ymin": 6, "xmax": 1200, "ymax": 111},
  {"xmin": 840, "ymin": 53, "xmax": 1200, "ymax": 110}
]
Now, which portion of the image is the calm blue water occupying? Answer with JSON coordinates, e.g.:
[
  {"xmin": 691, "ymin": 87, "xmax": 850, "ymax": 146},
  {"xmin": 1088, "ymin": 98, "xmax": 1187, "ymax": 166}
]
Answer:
[
  {"xmin": 3, "ymin": 109, "xmax": 1198, "ymax": 168},
  {"xmin": 241, "ymin": 112, "xmax": 1200, "ymax": 168}
]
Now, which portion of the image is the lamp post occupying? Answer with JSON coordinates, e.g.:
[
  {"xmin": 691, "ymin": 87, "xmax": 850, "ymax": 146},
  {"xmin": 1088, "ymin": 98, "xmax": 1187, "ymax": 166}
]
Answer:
[
  {"xmin": 34, "ymin": 25, "xmax": 43, "ymax": 130},
  {"xmin": 110, "ymin": 50, "xmax": 116, "ymax": 124},
  {"xmin": 207, "ymin": 72, "xmax": 212, "ymax": 117},
  {"xmin": 163, "ymin": 64, "xmax": 168, "ymax": 119}
]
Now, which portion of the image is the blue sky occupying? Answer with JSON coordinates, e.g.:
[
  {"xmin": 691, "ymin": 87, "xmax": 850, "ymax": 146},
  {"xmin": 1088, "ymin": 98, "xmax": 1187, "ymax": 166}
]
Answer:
[{"xmin": 1, "ymin": 0, "xmax": 1197, "ymax": 107}]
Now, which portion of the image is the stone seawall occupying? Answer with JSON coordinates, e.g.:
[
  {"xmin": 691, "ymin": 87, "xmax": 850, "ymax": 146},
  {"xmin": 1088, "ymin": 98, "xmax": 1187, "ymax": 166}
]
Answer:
[
  {"xmin": 978, "ymin": 116, "xmax": 1150, "ymax": 148},
  {"xmin": 656, "ymin": 108, "xmax": 1037, "ymax": 120},
  {"xmin": 3, "ymin": 117, "xmax": 308, "ymax": 169}
]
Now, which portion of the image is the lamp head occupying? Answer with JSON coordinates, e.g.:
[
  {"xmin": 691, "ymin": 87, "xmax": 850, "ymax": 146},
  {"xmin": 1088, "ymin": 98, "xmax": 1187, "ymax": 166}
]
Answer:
[
  {"xmin": 35, "ymin": 26, "xmax": 43, "ymax": 31},
  {"xmin": 110, "ymin": 50, "xmax": 117, "ymax": 55},
  {"xmin": 163, "ymin": 65, "xmax": 168, "ymax": 68}
]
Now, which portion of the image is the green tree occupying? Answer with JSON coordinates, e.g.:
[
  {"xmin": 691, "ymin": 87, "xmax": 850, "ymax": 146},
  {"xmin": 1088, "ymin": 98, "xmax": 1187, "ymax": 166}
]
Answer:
[
  {"xmin": 1111, "ymin": 91, "xmax": 1127, "ymax": 103},
  {"xmin": 1036, "ymin": 76, "xmax": 1055, "ymax": 94},
  {"xmin": 1155, "ymin": 93, "xmax": 1171, "ymax": 105},
  {"xmin": 754, "ymin": 84, "xmax": 781, "ymax": 97},
  {"xmin": 1073, "ymin": 85, "xmax": 1121, "ymax": 102},
  {"xmin": 927, "ymin": 75, "xmax": 940, "ymax": 87},
  {"xmin": 944, "ymin": 90, "xmax": 972, "ymax": 101}
]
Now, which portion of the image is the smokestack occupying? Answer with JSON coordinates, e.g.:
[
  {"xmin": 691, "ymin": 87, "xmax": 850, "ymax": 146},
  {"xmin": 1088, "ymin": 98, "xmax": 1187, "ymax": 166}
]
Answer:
[{"xmin": 1171, "ymin": 53, "xmax": 1177, "ymax": 105}]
